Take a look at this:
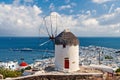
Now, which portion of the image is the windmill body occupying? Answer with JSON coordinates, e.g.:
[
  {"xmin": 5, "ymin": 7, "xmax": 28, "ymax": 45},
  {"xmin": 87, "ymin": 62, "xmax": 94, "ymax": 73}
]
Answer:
[{"xmin": 55, "ymin": 29, "xmax": 79, "ymax": 72}]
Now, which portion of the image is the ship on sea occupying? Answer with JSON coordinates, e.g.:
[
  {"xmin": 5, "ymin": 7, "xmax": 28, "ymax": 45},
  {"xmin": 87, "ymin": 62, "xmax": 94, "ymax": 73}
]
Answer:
[
  {"xmin": 20, "ymin": 48, "xmax": 33, "ymax": 51},
  {"xmin": 10, "ymin": 48, "xmax": 33, "ymax": 52}
]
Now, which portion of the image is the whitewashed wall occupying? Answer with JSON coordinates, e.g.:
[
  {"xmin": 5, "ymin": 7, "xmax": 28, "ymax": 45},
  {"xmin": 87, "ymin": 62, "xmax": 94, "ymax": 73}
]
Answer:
[
  {"xmin": 55, "ymin": 45, "xmax": 79, "ymax": 72},
  {"xmin": 4, "ymin": 61, "xmax": 19, "ymax": 70}
]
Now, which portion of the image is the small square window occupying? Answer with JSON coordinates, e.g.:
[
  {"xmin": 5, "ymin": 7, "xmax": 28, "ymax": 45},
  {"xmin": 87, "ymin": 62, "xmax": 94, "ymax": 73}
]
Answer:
[
  {"xmin": 63, "ymin": 44, "xmax": 66, "ymax": 48},
  {"xmin": 12, "ymin": 65, "xmax": 14, "ymax": 67}
]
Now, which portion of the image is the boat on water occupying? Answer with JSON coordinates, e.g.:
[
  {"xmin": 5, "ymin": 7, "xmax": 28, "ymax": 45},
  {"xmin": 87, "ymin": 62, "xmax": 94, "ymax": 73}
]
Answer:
[
  {"xmin": 10, "ymin": 48, "xmax": 19, "ymax": 51},
  {"xmin": 20, "ymin": 48, "xmax": 33, "ymax": 51},
  {"xmin": 10, "ymin": 48, "xmax": 33, "ymax": 51}
]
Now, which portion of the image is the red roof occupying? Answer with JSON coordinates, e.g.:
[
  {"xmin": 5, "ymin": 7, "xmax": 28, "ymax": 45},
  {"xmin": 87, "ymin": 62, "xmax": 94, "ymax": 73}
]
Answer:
[{"xmin": 19, "ymin": 61, "xmax": 28, "ymax": 66}]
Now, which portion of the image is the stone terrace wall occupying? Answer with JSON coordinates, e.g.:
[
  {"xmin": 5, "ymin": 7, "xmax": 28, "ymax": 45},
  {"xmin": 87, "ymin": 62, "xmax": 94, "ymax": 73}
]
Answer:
[{"xmin": 14, "ymin": 75, "xmax": 103, "ymax": 80}]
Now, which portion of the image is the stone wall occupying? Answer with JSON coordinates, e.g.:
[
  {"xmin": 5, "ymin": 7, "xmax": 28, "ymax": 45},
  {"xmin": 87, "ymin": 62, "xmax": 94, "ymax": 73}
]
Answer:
[{"xmin": 14, "ymin": 74, "xmax": 103, "ymax": 80}]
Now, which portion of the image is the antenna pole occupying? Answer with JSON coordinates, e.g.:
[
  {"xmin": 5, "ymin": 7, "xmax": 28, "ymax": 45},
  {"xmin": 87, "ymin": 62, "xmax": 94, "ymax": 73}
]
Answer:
[{"xmin": 99, "ymin": 51, "xmax": 101, "ymax": 65}]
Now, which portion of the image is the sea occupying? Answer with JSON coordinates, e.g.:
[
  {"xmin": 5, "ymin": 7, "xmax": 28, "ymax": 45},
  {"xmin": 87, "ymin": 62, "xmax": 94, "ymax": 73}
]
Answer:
[{"xmin": 0, "ymin": 37, "xmax": 120, "ymax": 64}]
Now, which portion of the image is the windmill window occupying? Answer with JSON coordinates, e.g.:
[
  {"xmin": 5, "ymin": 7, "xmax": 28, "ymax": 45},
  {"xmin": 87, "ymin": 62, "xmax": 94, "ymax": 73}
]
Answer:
[
  {"xmin": 12, "ymin": 65, "xmax": 14, "ymax": 67},
  {"xmin": 63, "ymin": 44, "xmax": 66, "ymax": 48}
]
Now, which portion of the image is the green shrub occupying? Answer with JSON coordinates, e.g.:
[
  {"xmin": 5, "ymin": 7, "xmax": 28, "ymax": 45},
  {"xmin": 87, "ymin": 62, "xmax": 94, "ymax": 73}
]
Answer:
[
  {"xmin": 0, "ymin": 68, "xmax": 22, "ymax": 79},
  {"xmin": 25, "ymin": 66, "xmax": 31, "ymax": 70},
  {"xmin": 116, "ymin": 68, "xmax": 120, "ymax": 73},
  {"xmin": 105, "ymin": 55, "xmax": 113, "ymax": 59},
  {"xmin": 20, "ymin": 68, "xmax": 25, "ymax": 73}
]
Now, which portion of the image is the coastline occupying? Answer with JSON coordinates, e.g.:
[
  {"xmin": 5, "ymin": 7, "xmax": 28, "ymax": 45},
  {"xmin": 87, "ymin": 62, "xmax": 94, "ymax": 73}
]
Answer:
[{"xmin": 1, "ymin": 45, "xmax": 120, "ymax": 79}]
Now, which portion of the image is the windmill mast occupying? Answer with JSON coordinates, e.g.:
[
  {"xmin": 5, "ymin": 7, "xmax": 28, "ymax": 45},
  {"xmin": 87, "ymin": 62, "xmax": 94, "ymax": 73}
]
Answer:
[
  {"xmin": 39, "ymin": 12, "xmax": 58, "ymax": 48},
  {"xmin": 44, "ymin": 13, "xmax": 58, "ymax": 41}
]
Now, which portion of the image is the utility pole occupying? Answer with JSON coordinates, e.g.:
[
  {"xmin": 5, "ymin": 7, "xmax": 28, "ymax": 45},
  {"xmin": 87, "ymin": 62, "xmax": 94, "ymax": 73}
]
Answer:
[
  {"xmin": 99, "ymin": 51, "xmax": 103, "ymax": 65},
  {"xmin": 99, "ymin": 51, "xmax": 101, "ymax": 65}
]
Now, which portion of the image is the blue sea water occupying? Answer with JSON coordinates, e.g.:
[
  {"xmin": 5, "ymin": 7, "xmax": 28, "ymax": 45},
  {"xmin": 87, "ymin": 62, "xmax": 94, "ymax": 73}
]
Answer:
[{"xmin": 0, "ymin": 37, "xmax": 120, "ymax": 64}]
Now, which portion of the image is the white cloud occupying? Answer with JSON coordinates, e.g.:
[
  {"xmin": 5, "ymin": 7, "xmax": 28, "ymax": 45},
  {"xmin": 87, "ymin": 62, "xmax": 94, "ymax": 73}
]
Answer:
[
  {"xmin": 103, "ymin": 4, "xmax": 108, "ymax": 9},
  {"xmin": 78, "ymin": 7, "xmax": 120, "ymax": 36},
  {"xmin": 92, "ymin": 0, "xmax": 112, "ymax": 4},
  {"xmin": 59, "ymin": 5, "xmax": 71, "ymax": 10},
  {"xmin": 115, "ymin": 30, "xmax": 120, "ymax": 33},
  {"xmin": 108, "ymin": 4, "xmax": 115, "ymax": 13},
  {"xmin": 43, "ymin": 12, "xmax": 77, "ymax": 35},
  {"xmin": 23, "ymin": 0, "xmax": 34, "ymax": 6},
  {"xmin": 70, "ymin": 9, "xmax": 74, "ymax": 13},
  {"xmin": 33, "ymin": 5, "xmax": 42, "ymax": 15},
  {"xmin": 59, "ymin": 3, "xmax": 76, "ymax": 11},
  {"xmin": 99, "ymin": 7, "xmax": 120, "ymax": 25},
  {"xmin": 1, "ymin": 1, "xmax": 120, "ymax": 37},
  {"xmin": 80, "ymin": 10, "xmax": 96, "ymax": 16},
  {"xmin": 46, "ymin": 9, "xmax": 120, "ymax": 37},
  {"xmin": 92, "ymin": 10, "xmax": 96, "ymax": 14},
  {"xmin": 71, "ymin": 3, "xmax": 76, "ymax": 7},
  {"xmin": 0, "ymin": 4, "xmax": 42, "ymax": 36},
  {"xmin": 65, "ymin": 0, "xmax": 70, "ymax": 3},
  {"xmin": 13, "ymin": 0, "xmax": 20, "ymax": 6},
  {"xmin": 86, "ymin": 10, "xmax": 91, "ymax": 16},
  {"xmin": 49, "ymin": 3, "xmax": 55, "ymax": 11},
  {"xmin": 44, "ymin": 0, "xmax": 49, "ymax": 2},
  {"xmin": 24, "ymin": 0, "xmax": 33, "ymax": 3},
  {"xmin": 82, "ymin": 18, "xmax": 99, "ymax": 26},
  {"xmin": 80, "ymin": 10, "xmax": 85, "ymax": 14}
]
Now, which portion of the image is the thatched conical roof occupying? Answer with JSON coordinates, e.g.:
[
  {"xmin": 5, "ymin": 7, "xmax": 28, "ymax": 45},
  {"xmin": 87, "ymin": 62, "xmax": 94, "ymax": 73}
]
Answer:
[{"xmin": 55, "ymin": 29, "xmax": 79, "ymax": 46}]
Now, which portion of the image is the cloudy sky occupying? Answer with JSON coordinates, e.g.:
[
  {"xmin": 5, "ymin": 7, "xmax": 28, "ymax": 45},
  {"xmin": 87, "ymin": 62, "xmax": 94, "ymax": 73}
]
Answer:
[{"xmin": 0, "ymin": 0, "xmax": 120, "ymax": 37}]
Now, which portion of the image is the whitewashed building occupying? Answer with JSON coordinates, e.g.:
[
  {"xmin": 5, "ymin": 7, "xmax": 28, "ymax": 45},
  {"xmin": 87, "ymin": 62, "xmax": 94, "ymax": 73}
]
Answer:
[
  {"xmin": 0, "ymin": 61, "xmax": 19, "ymax": 70},
  {"xmin": 55, "ymin": 29, "xmax": 79, "ymax": 72}
]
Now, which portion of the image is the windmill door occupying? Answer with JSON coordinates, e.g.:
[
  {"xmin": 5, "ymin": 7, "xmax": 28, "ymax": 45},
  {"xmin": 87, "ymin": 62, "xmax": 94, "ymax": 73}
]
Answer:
[{"xmin": 64, "ymin": 58, "xmax": 69, "ymax": 69}]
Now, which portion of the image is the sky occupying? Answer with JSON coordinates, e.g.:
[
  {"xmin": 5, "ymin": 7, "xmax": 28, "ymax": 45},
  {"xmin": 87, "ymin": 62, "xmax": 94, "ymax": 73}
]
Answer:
[{"xmin": 0, "ymin": 0, "xmax": 120, "ymax": 37}]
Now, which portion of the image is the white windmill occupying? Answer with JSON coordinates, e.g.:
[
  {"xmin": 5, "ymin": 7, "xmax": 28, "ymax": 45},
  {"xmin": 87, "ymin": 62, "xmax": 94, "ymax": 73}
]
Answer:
[
  {"xmin": 55, "ymin": 29, "xmax": 80, "ymax": 72},
  {"xmin": 39, "ymin": 13, "xmax": 80, "ymax": 72}
]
